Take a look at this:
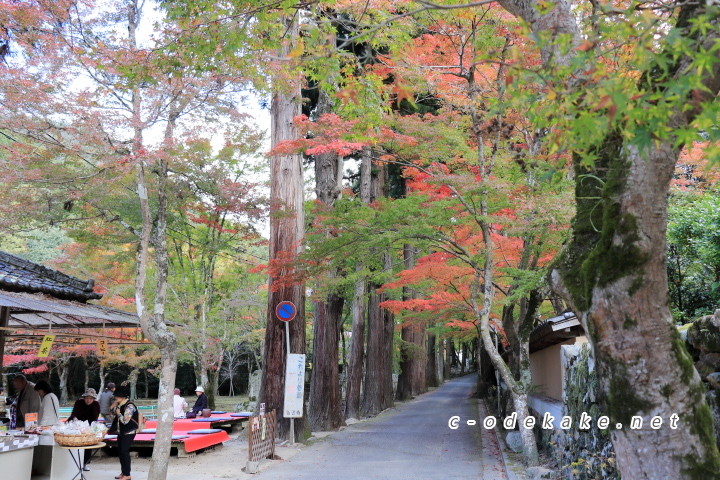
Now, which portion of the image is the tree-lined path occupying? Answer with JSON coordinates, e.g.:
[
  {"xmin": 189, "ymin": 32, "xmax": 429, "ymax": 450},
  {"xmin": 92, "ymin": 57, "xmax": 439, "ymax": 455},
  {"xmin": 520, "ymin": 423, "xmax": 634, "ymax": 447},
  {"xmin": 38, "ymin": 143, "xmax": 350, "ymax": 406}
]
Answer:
[{"xmin": 257, "ymin": 375, "xmax": 504, "ymax": 480}]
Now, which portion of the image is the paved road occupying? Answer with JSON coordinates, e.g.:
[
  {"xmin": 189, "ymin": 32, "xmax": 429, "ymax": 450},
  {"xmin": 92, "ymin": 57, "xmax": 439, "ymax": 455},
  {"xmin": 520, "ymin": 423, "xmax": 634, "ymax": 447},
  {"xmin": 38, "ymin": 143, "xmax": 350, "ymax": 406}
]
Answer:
[{"xmin": 256, "ymin": 374, "xmax": 484, "ymax": 480}]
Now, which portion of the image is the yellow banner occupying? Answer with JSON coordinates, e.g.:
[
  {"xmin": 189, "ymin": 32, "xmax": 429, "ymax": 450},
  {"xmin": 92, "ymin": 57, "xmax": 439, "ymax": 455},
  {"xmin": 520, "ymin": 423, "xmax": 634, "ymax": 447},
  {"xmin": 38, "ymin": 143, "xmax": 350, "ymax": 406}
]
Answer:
[
  {"xmin": 38, "ymin": 335, "xmax": 55, "ymax": 357},
  {"xmin": 97, "ymin": 338, "xmax": 108, "ymax": 356}
]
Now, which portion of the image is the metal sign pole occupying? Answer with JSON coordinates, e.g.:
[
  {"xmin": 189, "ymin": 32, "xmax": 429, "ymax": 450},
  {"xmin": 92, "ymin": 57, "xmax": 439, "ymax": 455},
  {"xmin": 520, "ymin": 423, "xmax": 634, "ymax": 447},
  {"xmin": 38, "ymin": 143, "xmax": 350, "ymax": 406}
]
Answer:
[
  {"xmin": 285, "ymin": 321, "xmax": 295, "ymax": 445},
  {"xmin": 277, "ymin": 301, "xmax": 298, "ymax": 446}
]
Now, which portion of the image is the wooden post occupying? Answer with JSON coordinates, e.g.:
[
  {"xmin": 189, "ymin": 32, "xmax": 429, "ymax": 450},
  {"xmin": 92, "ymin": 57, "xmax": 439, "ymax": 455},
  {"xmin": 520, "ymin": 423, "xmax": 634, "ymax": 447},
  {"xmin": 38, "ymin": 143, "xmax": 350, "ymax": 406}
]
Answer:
[{"xmin": 0, "ymin": 306, "xmax": 8, "ymax": 371}]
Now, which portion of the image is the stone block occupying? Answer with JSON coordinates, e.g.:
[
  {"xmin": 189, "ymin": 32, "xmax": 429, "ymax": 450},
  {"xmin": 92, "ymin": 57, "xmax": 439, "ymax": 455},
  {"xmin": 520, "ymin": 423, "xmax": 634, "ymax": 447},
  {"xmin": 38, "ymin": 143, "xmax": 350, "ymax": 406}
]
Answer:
[
  {"xmin": 506, "ymin": 431, "xmax": 524, "ymax": 453},
  {"xmin": 688, "ymin": 310, "xmax": 720, "ymax": 354},
  {"xmin": 526, "ymin": 466, "xmax": 557, "ymax": 479}
]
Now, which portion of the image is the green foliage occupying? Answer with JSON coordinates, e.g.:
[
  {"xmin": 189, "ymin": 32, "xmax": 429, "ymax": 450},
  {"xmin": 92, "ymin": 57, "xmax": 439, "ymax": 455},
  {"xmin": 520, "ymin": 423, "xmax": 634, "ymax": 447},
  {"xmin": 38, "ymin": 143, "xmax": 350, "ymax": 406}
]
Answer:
[
  {"xmin": 513, "ymin": 5, "xmax": 720, "ymax": 168},
  {"xmin": 667, "ymin": 192, "xmax": 720, "ymax": 321}
]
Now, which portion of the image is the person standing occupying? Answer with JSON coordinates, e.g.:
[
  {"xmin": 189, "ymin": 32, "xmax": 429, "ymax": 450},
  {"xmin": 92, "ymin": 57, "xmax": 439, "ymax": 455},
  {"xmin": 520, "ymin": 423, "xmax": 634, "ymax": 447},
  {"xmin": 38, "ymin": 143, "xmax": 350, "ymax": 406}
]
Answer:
[
  {"xmin": 108, "ymin": 386, "xmax": 138, "ymax": 480},
  {"xmin": 34, "ymin": 380, "xmax": 60, "ymax": 427},
  {"xmin": 67, "ymin": 388, "xmax": 100, "ymax": 471},
  {"xmin": 172, "ymin": 388, "xmax": 188, "ymax": 418},
  {"xmin": 12, "ymin": 374, "xmax": 41, "ymax": 429},
  {"xmin": 98, "ymin": 383, "xmax": 116, "ymax": 425},
  {"xmin": 191, "ymin": 386, "xmax": 208, "ymax": 415}
]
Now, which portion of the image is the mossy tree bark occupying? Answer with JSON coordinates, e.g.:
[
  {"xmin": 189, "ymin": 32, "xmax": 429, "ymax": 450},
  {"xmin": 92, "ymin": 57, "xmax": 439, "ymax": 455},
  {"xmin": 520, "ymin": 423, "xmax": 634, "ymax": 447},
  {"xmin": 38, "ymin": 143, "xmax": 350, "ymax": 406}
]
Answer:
[
  {"xmin": 491, "ymin": 0, "xmax": 720, "ymax": 476},
  {"xmin": 552, "ymin": 133, "xmax": 720, "ymax": 477}
]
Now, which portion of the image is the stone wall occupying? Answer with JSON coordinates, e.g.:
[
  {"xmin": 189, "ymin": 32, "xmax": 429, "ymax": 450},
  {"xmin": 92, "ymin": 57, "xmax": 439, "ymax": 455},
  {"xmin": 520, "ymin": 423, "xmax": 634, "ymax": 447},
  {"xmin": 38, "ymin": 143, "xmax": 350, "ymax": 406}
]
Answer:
[
  {"xmin": 684, "ymin": 310, "xmax": 720, "ymax": 447},
  {"xmin": 528, "ymin": 311, "xmax": 720, "ymax": 480},
  {"xmin": 533, "ymin": 343, "xmax": 618, "ymax": 480}
]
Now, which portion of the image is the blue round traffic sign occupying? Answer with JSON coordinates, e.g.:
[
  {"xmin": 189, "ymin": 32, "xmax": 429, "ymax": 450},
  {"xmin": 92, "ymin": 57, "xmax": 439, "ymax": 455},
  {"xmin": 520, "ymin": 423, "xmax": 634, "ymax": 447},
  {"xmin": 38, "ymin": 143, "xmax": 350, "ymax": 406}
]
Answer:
[{"xmin": 276, "ymin": 301, "xmax": 297, "ymax": 322}]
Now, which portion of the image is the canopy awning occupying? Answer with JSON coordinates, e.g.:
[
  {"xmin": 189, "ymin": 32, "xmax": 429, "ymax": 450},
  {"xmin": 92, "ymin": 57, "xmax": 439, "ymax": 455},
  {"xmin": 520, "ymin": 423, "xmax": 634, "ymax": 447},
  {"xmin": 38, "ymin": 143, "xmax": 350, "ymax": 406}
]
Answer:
[
  {"xmin": 0, "ymin": 291, "xmax": 147, "ymax": 355},
  {"xmin": 0, "ymin": 291, "xmax": 139, "ymax": 329}
]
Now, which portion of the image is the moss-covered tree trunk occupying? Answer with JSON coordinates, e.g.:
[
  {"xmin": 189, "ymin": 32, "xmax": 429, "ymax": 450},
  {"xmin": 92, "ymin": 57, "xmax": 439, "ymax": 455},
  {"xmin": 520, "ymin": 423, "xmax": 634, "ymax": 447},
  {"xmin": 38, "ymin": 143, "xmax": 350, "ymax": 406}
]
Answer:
[
  {"xmin": 552, "ymin": 131, "xmax": 720, "ymax": 478},
  {"xmin": 492, "ymin": 0, "xmax": 720, "ymax": 476}
]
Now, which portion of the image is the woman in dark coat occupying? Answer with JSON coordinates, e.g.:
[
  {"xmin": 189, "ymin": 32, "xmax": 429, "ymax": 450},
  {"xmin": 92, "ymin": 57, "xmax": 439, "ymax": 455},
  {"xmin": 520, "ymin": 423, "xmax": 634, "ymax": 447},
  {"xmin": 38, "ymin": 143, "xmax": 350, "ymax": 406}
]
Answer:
[
  {"xmin": 67, "ymin": 388, "xmax": 100, "ymax": 470},
  {"xmin": 108, "ymin": 386, "xmax": 138, "ymax": 480},
  {"xmin": 67, "ymin": 388, "xmax": 100, "ymax": 423}
]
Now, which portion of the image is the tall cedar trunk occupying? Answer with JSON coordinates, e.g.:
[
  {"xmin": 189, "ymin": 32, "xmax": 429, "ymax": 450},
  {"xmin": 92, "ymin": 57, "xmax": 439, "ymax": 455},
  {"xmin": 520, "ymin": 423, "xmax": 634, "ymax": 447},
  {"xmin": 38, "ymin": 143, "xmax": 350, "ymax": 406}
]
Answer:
[
  {"xmin": 308, "ymin": 90, "xmax": 346, "ymax": 431},
  {"xmin": 380, "ymin": 272, "xmax": 395, "ymax": 408},
  {"xmin": 495, "ymin": 0, "xmax": 720, "ymax": 476},
  {"xmin": 396, "ymin": 245, "xmax": 427, "ymax": 400},
  {"xmin": 362, "ymin": 253, "xmax": 395, "ymax": 415},
  {"xmin": 309, "ymin": 294, "xmax": 345, "ymax": 430},
  {"xmin": 344, "ymin": 147, "xmax": 372, "ymax": 420},
  {"xmin": 344, "ymin": 267, "xmax": 366, "ymax": 420},
  {"xmin": 361, "ymin": 160, "xmax": 394, "ymax": 416},
  {"xmin": 443, "ymin": 339, "xmax": 451, "ymax": 380},
  {"xmin": 260, "ymin": 13, "xmax": 307, "ymax": 441},
  {"xmin": 129, "ymin": 4, "xmax": 178, "ymax": 479},
  {"xmin": 427, "ymin": 329, "xmax": 439, "ymax": 388},
  {"xmin": 449, "ymin": 340, "xmax": 457, "ymax": 369},
  {"xmin": 362, "ymin": 284, "xmax": 384, "ymax": 415}
]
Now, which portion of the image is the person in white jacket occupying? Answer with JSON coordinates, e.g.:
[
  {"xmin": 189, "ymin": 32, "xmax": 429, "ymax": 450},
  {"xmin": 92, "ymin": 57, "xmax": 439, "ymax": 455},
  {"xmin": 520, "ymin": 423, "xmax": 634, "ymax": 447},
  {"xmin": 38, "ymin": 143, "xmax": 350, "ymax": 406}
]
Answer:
[
  {"xmin": 34, "ymin": 380, "xmax": 60, "ymax": 426},
  {"xmin": 173, "ymin": 388, "xmax": 188, "ymax": 418}
]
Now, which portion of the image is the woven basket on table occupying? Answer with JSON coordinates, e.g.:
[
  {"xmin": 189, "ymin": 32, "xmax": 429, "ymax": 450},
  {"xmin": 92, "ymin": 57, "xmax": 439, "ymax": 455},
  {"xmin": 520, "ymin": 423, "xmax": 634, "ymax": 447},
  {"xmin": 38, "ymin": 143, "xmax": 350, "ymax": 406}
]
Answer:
[{"xmin": 53, "ymin": 432, "xmax": 102, "ymax": 447}]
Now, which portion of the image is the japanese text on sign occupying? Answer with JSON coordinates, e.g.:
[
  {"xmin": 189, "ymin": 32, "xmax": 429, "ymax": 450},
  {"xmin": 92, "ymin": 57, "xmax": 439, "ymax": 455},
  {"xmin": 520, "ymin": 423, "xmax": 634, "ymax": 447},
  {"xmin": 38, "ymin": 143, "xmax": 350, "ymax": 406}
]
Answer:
[
  {"xmin": 97, "ymin": 338, "xmax": 108, "ymax": 356},
  {"xmin": 38, "ymin": 335, "xmax": 55, "ymax": 358},
  {"xmin": 283, "ymin": 353, "xmax": 305, "ymax": 418}
]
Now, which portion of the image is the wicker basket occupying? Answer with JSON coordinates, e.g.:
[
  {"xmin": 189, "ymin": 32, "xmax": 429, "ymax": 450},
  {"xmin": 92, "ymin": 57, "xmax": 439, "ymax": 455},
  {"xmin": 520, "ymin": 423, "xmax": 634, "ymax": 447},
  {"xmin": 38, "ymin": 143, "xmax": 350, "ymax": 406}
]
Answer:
[{"xmin": 53, "ymin": 432, "xmax": 101, "ymax": 447}]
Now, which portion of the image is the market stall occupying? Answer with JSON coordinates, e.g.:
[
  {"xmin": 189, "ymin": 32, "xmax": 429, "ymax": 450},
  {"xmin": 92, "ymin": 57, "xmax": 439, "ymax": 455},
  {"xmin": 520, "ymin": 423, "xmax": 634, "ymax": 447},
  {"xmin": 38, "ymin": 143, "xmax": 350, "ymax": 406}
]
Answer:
[
  {"xmin": 31, "ymin": 434, "xmax": 83, "ymax": 480},
  {"xmin": 0, "ymin": 251, "xmax": 142, "ymax": 478},
  {"xmin": 0, "ymin": 433, "xmax": 39, "ymax": 480}
]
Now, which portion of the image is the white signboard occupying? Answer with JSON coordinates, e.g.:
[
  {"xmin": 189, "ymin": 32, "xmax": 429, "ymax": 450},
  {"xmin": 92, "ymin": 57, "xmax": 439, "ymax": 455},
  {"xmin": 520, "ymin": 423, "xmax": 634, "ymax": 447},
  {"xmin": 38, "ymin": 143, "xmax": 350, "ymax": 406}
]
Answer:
[{"xmin": 283, "ymin": 353, "xmax": 305, "ymax": 418}]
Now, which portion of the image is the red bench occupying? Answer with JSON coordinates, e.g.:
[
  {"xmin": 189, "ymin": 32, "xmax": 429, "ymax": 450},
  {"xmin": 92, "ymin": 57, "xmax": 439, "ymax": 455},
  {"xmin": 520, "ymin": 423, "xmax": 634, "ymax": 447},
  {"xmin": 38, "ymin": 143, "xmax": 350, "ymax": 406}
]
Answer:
[{"xmin": 104, "ymin": 413, "xmax": 248, "ymax": 457}]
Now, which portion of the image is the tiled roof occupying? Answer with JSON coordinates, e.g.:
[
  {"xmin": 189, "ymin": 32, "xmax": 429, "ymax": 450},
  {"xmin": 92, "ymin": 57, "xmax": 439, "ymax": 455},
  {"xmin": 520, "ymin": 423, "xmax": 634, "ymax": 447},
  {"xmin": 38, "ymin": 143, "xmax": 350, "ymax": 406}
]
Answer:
[{"xmin": 0, "ymin": 250, "xmax": 103, "ymax": 302}]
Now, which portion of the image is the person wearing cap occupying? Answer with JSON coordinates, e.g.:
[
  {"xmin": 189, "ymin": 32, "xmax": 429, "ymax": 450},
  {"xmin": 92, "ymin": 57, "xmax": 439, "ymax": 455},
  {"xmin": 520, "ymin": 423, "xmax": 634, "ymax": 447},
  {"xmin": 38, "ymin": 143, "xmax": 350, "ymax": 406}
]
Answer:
[
  {"xmin": 67, "ymin": 388, "xmax": 101, "ymax": 423},
  {"xmin": 67, "ymin": 388, "xmax": 100, "ymax": 471},
  {"xmin": 99, "ymin": 382, "xmax": 116, "ymax": 425},
  {"xmin": 108, "ymin": 385, "xmax": 138, "ymax": 480},
  {"xmin": 191, "ymin": 386, "xmax": 208, "ymax": 414},
  {"xmin": 173, "ymin": 388, "xmax": 188, "ymax": 418},
  {"xmin": 12, "ymin": 374, "xmax": 41, "ymax": 428}
]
